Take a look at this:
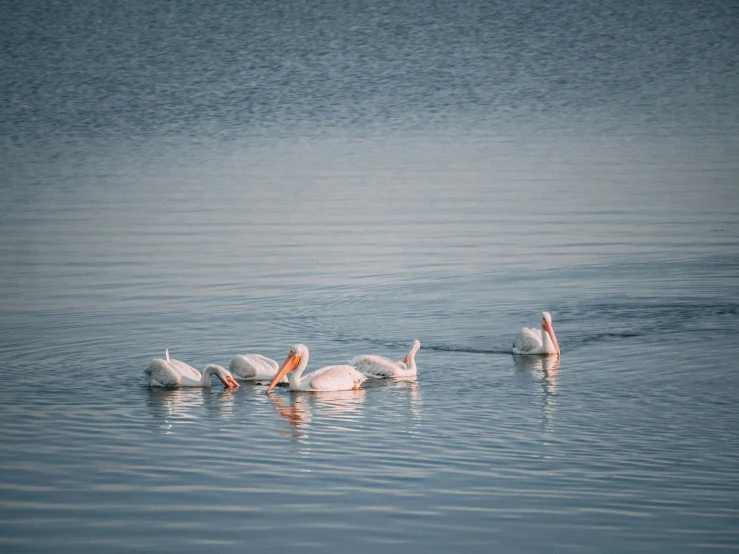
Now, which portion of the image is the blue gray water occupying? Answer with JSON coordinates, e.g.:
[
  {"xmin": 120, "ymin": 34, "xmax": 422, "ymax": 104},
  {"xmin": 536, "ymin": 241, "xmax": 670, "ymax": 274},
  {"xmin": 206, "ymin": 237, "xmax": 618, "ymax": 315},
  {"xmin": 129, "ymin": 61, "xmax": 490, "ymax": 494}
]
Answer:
[{"xmin": 1, "ymin": 0, "xmax": 739, "ymax": 552}]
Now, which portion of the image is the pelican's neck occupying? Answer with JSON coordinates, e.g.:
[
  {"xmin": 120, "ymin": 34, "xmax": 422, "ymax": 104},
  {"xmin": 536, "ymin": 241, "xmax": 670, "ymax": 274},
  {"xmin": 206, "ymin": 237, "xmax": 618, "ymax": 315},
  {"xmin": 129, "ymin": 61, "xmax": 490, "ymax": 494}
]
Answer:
[
  {"xmin": 200, "ymin": 366, "xmax": 217, "ymax": 387},
  {"xmin": 541, "ymin": 331, "xmax": 554, "ymax": 353},
  {"xmin": 289, "ymin": 353, "xmax": 310, "ymax": 389},
  {"xmin": 542, "ymin": 322, "xmax": 560, "ymax": 356},
  {"xmin": 404, "ymin": 343, "xmax": 419, "ymax": 370}
]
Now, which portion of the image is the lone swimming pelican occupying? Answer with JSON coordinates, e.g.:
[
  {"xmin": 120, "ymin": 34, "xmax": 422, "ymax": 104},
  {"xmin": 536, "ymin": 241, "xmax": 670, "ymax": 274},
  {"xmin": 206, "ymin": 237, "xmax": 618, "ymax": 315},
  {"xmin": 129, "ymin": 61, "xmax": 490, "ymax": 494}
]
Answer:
[{"xmin": 512, "ymin": 312, "xmax": 560, "ymax": 356}]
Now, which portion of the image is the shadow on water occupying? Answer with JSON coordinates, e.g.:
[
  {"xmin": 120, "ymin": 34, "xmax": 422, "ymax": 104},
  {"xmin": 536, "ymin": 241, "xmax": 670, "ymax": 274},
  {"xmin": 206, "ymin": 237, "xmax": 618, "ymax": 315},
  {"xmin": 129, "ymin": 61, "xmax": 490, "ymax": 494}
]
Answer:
[{"xmin": 513, "ymin": 355, "xmax": 560, "ymax": 434}]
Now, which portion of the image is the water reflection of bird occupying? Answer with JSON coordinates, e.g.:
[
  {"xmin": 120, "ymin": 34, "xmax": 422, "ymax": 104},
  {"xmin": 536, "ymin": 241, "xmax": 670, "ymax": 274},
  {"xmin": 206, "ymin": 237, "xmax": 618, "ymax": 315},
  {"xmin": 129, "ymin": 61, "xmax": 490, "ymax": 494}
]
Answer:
[
  {"xmin": 383, "ymin": 378, "xmax": 423, "ymax": 428},
  {"xmin": 350, "ymin": 340, "xmax": 421, "ymax": 378},
  {"xmin": 266, "ymin": 344, "xmax": 366, "ymax": 392},
  {"xmin": 145, "ymin": 349, "xmax": 240, "ymax": 389},
  {"xmin": 145, "ymin": 385, "xmax": 238, "ymax": 426},
  {"xmin": 512, "ymin": 312, "xmax": 561, "ymax": 356},
  {"xmin": 269, "ymin": 393, "xmax": 312, "ymax": 428},
  {"xmin": 309, "ymin": 388, "xmax": 367, "ymax": 417},
  {"xmin": 268, "ymin": 388, "xmax": 367, "ymax": 442},
  {"xmin": 145, "ymin": 387, "xmax": 207, "ymax": 420},
  {"xmin": 513, "ymin": 354, "xmax": 559, "ymax": 432},
  {"xmin": 513, "ymin": 354, "xmax": 561, "ymax": 374},
  {"xmin": 229, "ymin": 352, "xmax": 288, "ymax": 384}
]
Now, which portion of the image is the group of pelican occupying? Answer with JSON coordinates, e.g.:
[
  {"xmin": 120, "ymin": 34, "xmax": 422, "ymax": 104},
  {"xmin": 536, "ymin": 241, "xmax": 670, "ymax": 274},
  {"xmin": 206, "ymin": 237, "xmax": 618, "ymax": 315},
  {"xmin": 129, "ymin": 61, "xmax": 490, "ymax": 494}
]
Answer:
[
  {"xmin": 145, "ymin": 340, "xmax": 421, "ymax": 392},
  {"xmin": 145, "ymin": 312, "xmax": 559, "ymax": 392}
]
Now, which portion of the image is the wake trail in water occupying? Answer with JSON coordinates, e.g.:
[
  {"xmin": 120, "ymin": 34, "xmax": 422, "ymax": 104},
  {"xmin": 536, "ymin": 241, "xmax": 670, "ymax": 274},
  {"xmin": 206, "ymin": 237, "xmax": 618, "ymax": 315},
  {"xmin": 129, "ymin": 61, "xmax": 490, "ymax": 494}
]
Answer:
[
  {"xmin": 334, "ymin": 335, "xmax": 510, "ymax": 355},
  {"xmin": 421, "ymin": 344, "xmax": 512, "ymax": 355},
  {"xmin": 334, "ymin": 332, "xmax": 644, "ymax": 357},
  {"xmin": 330, "ymin": 301, "xmax": 739, "ymax": 358}
]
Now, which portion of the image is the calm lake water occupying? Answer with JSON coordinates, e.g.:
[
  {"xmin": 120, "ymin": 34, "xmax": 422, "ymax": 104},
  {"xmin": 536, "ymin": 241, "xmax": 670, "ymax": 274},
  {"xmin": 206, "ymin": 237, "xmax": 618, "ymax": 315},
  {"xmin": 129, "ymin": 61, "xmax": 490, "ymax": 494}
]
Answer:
[{"xmin": 2, "ymin": 0, "xmax": 739, "ymax": 552}]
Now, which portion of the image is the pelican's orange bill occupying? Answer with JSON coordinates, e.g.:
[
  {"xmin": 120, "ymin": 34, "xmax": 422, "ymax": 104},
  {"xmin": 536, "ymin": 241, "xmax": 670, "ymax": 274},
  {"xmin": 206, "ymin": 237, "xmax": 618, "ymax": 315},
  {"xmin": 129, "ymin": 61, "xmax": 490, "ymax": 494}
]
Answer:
[{"xmin": 266, "ymin": 354, "xmax": 301, "ymax": 393}]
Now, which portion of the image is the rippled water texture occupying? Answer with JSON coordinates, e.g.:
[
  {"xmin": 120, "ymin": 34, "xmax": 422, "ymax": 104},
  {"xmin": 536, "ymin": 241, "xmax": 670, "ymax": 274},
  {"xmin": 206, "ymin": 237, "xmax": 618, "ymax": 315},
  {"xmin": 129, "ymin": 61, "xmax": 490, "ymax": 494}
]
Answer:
[{"xmin": 1, "ymin": 0, "xmax": 738, "ymax": 552}]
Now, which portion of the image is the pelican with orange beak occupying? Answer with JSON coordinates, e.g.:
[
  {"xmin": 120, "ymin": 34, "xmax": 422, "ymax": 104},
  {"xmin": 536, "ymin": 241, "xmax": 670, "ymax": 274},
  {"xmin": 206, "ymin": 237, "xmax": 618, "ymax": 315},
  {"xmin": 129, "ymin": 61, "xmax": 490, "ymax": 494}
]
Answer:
[
  {"xmin": 512, "ymin": 312, "xmax": 561, "ymax": 356},
  {"xmin": 266, "ymin": 344, "xmax": 366, "ymax": 393}
]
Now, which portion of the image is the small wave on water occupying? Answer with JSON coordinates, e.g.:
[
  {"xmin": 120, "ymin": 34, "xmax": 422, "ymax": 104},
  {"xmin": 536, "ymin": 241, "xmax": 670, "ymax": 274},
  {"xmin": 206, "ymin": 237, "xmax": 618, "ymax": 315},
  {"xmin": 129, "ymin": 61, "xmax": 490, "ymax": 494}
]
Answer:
[{"xmin": 558, "ymin": 300, "xmax": 739, "ymax": 350}]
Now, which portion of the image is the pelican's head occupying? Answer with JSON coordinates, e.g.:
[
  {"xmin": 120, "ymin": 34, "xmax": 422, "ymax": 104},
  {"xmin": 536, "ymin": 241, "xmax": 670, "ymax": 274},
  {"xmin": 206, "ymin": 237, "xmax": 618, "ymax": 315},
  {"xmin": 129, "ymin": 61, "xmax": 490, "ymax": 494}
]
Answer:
[
  {"xmin": 541, "ymin": 312, "xmax": 552, "ymax": 327},
  {"xmin": 403, "ymin": 340, "xmax": 421, "ymax": 364},
  {"xmin": 205, "ymin": 364, "xmax": 240, "ymax": 389},
  {"xmin": 266, "ymin": 344, "xmax": 308, "ymax": 393}
]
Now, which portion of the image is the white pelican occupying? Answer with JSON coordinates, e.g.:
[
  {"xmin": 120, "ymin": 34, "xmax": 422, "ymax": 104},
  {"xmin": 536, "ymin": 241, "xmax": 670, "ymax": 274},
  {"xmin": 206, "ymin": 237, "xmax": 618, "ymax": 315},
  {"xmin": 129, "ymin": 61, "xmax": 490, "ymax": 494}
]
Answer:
[
  {"xmin": 145, "ymin": 349, "xmax": 240, "ymax": 389},
  {"xmin": 349, "ymin": 340, "xmax": 420, "ymax": 378},
  {"xmin": 229, "ymin": 353, "xmax": 288, "ymax": 384},
  {"xmin": 512, "ymin": 312, "xmax": 560, "ymax": 356},
  {"xmin": 265, "ymin": 344, "xmax": 366, "ymax": 393}
]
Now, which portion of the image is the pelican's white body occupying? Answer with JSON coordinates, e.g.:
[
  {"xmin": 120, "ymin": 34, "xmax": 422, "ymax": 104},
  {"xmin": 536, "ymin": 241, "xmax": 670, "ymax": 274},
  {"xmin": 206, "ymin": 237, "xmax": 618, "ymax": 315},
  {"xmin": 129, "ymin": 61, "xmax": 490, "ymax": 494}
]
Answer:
[
  {"xmin": 350, "ymin": 340, "xmax": 420, "ymax": 378},
  {"xmin": 230, "ymin": 353, "xmax": 288, "ymax": 383},
  {"xmin": 288, "ymin": 364, "xmax": 367, "ymax": 391},
  {"xmin": 267, "ymin": 344, "xmax": 366, "ymax": 392}
]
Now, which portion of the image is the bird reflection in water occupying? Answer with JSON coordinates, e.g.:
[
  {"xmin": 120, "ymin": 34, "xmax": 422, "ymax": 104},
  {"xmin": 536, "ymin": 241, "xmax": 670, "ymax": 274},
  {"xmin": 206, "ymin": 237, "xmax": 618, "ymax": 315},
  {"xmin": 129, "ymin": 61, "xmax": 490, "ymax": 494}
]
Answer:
[
  {"xmin": 145, "ymin": 388, "xmax": 203, "ymax": 434},
  {"xmin": 268, "ymin": 393, "xmax": 312, "ymax": 437},
  {"xmin": 376, "ymin": 377, "xmax": 422, "ymax": 426},
  {"xmin": 268, "ymin": 388, "xmax": 367, "ymax": 439},
  {"xmin": 201, "ymin": 386, "xmax": 239, "ymax": 420},
  {"xmin": 145, "ymin": 386, "xmax": 239, "ymax": 433},
  {"xmin": 513, "ymin": 354, "xmax": 560, "ymax": 434}
]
